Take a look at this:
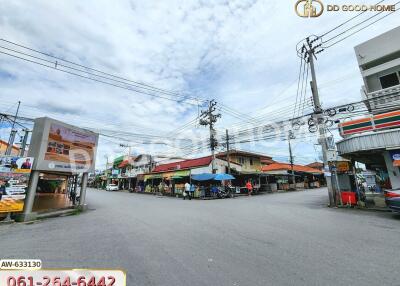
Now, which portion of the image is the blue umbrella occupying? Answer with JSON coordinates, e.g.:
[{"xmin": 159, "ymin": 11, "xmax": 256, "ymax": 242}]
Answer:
[
  {"xmin": 213, "ymin": 174, "xmax": 235, "ymax": 181},
  {"xmin": 191, "ymin": 173, "xmax": 216, "ymax": 181}
]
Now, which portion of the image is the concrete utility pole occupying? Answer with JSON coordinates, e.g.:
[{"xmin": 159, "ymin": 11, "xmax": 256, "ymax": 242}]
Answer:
[
  {"xmin": 5, "ymin": 101, "xmax": 21, "ymax": 155},
  {"xmin": 19, "ymin": 129, "xmax": 31, "ymax": 157},
  {"xmin": 288, "ymin": 131, "xmax": 296, "ymax": 190},
  {"xmin": 226, "ymin": 129, "xmax": 230, "ymax": 174},
  {"xmin": 200, "ymin": 100, "xmax": 221, "ymax": 173},
  {"xmin": 305, "ymin": 37, "xmax": 335, "ymax": 206}
]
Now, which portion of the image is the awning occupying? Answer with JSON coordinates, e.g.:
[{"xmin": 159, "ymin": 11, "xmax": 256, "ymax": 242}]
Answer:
[
  {"xmin": 174, "ymin": 170, "xmax": 190, "ymax": 177},
  {"xmin": 171, "ymin": 176, "xmax": 183, "ymax": 179},
  {"xmin": 161, "ymin": 172, "xmax": 175, "ymax": 179},
  {"xmin": 337, "ymin": 128, "xmax": 400, "ymax": 155},
  {"xmin": 144, "ymin": 174, "xmax": 163, "ymax": 181}
]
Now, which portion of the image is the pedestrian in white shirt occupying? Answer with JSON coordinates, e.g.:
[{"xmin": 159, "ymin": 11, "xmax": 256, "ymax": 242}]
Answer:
[{"xmin": 184, "ymin": 182, "xmax": 191, "ymax": 200}]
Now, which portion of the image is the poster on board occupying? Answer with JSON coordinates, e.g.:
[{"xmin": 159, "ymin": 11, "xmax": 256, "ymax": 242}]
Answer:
[
  {"xmin": 45, "ymin": 123, "xmax": 97, "ymax": 168},
  {"xmin": 0, "ymin": 156, "xmax": 34, "ymax": 213},
  {"xmin": 29, "ymin": 117, "xmax": 99, "ymax": 173},
  {"xmin": 389, "ymin": 150, "xmax": 400, "ymax": 167}
]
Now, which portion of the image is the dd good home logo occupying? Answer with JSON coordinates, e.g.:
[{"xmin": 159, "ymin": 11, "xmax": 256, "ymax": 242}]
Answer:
[{"xmin": 295, "ymin": 0, "xmax": 324, "ymax": 17}]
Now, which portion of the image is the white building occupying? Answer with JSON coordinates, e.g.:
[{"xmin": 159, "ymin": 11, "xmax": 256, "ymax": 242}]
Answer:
[
  {"xmin": 355, "ymin": 26, "xmax": 400, "ymax": 113},
  {"xmin": 337, "ymin": 26, "xmax": 400, "ymax": 197}
]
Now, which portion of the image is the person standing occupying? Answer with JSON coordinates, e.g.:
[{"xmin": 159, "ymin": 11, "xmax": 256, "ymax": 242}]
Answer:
[
  {"xmin": 246, "ymin": 180, "xmax": 253, "ymax": 196},
  {"xmin": 0, "ymin": 181, "xmax": 6, "ymax": 201},
  {"xmin": 184, "ymin": 182, "xmax": 191, "ymax": 200}
]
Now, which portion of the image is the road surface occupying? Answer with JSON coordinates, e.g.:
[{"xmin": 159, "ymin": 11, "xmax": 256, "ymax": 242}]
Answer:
[{"xmin": 1, "ymin": 188, "xmax": 399, "ymax": 286}]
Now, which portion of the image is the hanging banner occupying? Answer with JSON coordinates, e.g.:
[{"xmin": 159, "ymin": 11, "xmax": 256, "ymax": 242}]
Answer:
[
  {"xmin": 389, "ymin": 150, "xmax": 400, "ymax": 167},
  {"xmin": 0, "ymin": 156, "xmax": 34, "ymax": 213}
]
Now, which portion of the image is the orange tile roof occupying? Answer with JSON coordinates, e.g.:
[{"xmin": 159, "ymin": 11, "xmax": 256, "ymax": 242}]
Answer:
[
  {"xmin": 261, "ymin": 162, "xmax": 323, "ymax": 174},
  {"xmin": 153, "ymin": 156, "xmax": 212, "ymax": 173}
]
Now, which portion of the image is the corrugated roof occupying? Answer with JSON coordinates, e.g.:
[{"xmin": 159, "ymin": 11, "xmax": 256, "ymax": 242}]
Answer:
[
  {"xmin": 306, "ymin": 162, "xmax": 323, "ymax": 169},
  {"xmin": 118, "ymin": 160, "xmax": 130, "ymax": 168},
  {"xmin": 216, "ymin": 149, "xmax": 272, "ymax": 159},
  {"xmin": 261, "ymin": 162, "xmax": 323, "ymax": 174},
  {"xmin": 153, "ymin": 156, "xmax": 212, "ymax": 173}
]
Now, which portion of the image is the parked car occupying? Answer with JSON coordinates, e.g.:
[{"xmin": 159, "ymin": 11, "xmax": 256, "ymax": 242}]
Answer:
[
  {"xmin": 384, "ymin": 189, "xmax": 400, "ymax": 213},
  {"xmin": 106, "ymin": 184, "xmax": 119, "ymax": 191}
]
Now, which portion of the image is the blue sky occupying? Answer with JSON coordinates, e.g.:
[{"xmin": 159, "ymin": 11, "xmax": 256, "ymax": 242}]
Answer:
[{"xmin": 0, "ymin": 0, "xmax": 399, "ymax": 167}]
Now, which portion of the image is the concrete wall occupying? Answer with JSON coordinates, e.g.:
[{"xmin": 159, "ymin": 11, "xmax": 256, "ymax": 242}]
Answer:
[
  {"xmin": 365, "ymin": 64, "xmax": 400, "ymax": 92},
  {"xmin": 354, "ymin": 26, "xmax": 400, "ymax": 68},
  {"xmin": 190, "ymin": 158, "xmax": 242, "ymax": 175},
  {"xmin": 229, "ymin": 155, "xmax": 261, "ymax": 172},
  {"xmin": 383, "ymin": 151, "xmax": 400, "ymax": 189}
]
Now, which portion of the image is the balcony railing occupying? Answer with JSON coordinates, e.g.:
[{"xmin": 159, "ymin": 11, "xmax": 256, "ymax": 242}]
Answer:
[{"xmin": 363, "ymin": 84, "xmax": 400, "ymax": 114}]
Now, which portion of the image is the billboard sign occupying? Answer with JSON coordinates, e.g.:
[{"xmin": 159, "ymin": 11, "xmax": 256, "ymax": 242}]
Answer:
[
  {"xmin": 0, "ymin": 156, "xmax": 34, "ymax": 213},
  {"xmin": 336, "ymin": 161, "xmax": 350, "ymax": 173},
  {"xmin": 29, "ymin": 117, "xmax": 99, "ymax": 173},
  {"xmin": 389, "ymin": 150, "xmax": 400, "ymax": 167}
]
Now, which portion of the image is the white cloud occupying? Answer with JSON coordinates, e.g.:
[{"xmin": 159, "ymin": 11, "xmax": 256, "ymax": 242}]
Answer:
[{"xmin": 0, "ymin": 0, "xmax": 399, "ymax": 167}]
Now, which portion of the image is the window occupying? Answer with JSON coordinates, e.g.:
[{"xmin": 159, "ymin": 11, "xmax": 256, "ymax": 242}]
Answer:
[
  {"xmin": 238, "ymin": 157, "xmax": 245, "ymax": 165},
  {"xmin": 379, "ymin": 72, "xmax": 399, "ymax": 89},
  {"xmin": 249, "ymin": 158, "xmax": 254, "ymax": 165}
]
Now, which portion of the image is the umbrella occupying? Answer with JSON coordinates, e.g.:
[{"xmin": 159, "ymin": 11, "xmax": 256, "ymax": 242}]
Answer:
[
  {"xmin": 191, "ymin": 173, "xmax": 235, "ymax": 181},
  {"xmin": 213, "ymin": 173, "xmax": 235, "ymax": 181},
  {"xmin": 191, "ymin": 173, "xmax": 216, "ymax": 181}
]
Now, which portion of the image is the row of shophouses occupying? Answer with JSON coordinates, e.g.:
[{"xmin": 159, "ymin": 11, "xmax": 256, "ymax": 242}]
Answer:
[
  {"xmin": 95, "ymin": 150, "xmax": 325, "ymax": 196},
  {"xmin": 94, "ymin": 26, "xmax": 400, "ymax": 206}
]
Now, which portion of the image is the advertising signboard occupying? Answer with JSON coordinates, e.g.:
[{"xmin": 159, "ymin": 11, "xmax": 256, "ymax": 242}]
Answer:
[
  {"xmin": 0, "ymin": 156, "xmax": 34, "ymax": 213},
  {"xmin": 389, "ymin": 150, "xmax": 400, "ymax": 167},
  {"xmin": 28, "ymin": 117, "xmax": 99, "ymax": 173},
  {"xmin": 336, "ymin": 161, "xmax": 350, "ymax": 173}
]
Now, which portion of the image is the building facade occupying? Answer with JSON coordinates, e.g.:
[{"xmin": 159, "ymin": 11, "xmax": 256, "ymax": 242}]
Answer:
[
  {"xmin": 336, "ymin": 27, "xmax": 400, "ymax": 207},
  {"xmin": 0, "ymin": 139, "xmax": 20, "ymax": 155}
]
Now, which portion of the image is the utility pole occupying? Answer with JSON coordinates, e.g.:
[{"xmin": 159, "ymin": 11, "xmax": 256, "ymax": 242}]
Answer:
[
  {"xmin": 5, "ymin": 101, "xmax": 21, "ymax": 155},
  {"xmin": 200, "ymin": 100, "xmax": 221, "ymax": 173},
  {"xmin": 304, "ymin": 37, "xmax": 335, "ymax": 206},
  {"xmin": 19, "ymin": 129, "xmax": 31, "ymax": 157},
  {"xmin": 288, "ymin": 131, "xmax": 296, "ymax": 190},
  {"xmin": 120, "ymin": 143, "xmax": 133, "ymax": 158},
  {"xmin": 226, "ymin": 129, "xmax": 230, "ymax": 174}
]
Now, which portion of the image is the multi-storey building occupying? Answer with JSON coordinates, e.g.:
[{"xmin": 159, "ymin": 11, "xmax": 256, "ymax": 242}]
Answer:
[{"xmin": 336, "ymin": 26, "xmax": 400, "ymax": 203}]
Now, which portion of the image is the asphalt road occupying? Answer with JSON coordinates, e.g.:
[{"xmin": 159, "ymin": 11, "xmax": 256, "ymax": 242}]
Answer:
[{"xmin": 1, "ymin": 188, "xmax": 399, "ymax": 286}]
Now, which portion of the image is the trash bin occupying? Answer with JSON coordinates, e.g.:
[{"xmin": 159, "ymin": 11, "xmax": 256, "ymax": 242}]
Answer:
[{"xmin": 341, "ymin": 191, "xmax": 357, "ymax": 205}]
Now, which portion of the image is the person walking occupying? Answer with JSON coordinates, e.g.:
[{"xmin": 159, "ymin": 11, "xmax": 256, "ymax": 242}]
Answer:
[
  {"xmin": 246, "ymin": 180, "xmax": 253, "ymax": 196},
  {"xmin": 184, "ymin": 182, "xmax": 191, "ymax": 200}
]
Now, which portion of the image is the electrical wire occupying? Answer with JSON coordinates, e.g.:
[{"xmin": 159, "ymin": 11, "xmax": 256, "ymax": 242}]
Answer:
[{"xmin": 322, "ymin": 7, "xmax": 399, "ymax": 49}]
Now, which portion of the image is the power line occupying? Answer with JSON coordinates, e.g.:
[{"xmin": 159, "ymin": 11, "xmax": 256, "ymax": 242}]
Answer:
[
  {"xmin": 0, "ymin": 38, "xmax": 204, "ymax": 102},
  {"xmin": 322, "ymin": 7, "xmax": 399, "ymax": 49},
  {"xmin": 0, "ymin": 40, "xmax": 204, "ymax": 105},
  {"xmin": 293, "ymin": 56, "xmax": 305, "ymax": 119},
  {"xmin": 318, "ymin": 0, "xmax": 387, "ymax": 38}
]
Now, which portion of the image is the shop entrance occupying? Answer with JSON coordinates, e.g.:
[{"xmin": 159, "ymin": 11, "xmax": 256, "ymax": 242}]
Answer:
[
  {"xmin": 351, "ymin": 150, "xmax": 392, "ymax": 191},
  {"xmin": 32, "ymin": 172, "xmax": 78, "ymax": 212}
]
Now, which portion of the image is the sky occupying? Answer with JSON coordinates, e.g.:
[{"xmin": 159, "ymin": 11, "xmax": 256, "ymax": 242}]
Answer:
[{"xmin": 0, "ymin": 0, "xmax": 399, "ymax": 168}]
